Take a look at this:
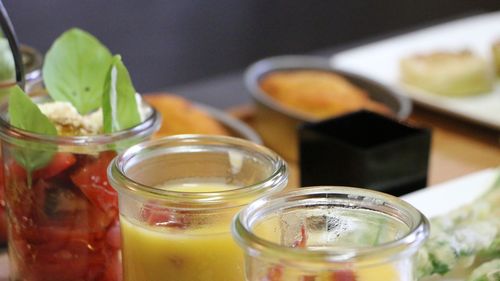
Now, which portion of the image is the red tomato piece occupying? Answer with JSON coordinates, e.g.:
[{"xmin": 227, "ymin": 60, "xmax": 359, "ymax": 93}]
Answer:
[
  {"xmin": 88, "ymin": 201, "xmax": 118, "ymax": 233},
  {"xmin": 29, "ymin": 250, "xmax": 105, "ymax": 281},
  {"xmin": 70, "ymin": 151, "xmax": 117, "ymax": 213},
  {"xmin": 3, "ymin": 153, "xmax": 75, "ymax": 184},
  {"xmin": 106, "ymin": 221, "xmax": 122, "ymax": 249},
  {"xmin": 6, "ymin": 159, "xmax": 27, "ymax": 180},
  {"xmin": 100, "ymin": 248, "xmax": 122, "ymax": 281},
  {"xmin": 18, "ymin": 225, "xmax": 90, "ymax": 247},
  {"xmin": 33, "ymin": 153, "xmax": 76, "ymax": 180},
  {"xmin": 11, "ymin": 225, "xmax": 115, "ymax": 280},
  {"xmin": 330, "ymin": 270, "xmax": 357, "ymax": 281},
  {"xmin": 5, "ymin": 179, "xmax": 32, "ymax": 224},
  {"xmin": 0, "ymin": 208, "xmax": 6, "ymax": 245},
  {"xmin": 0, "ymin": 157, "xmax": 4, "ymax": 200},
  {"xmin": 292, "ymin": 224, "xmax": 308, "ymax": 248},
  {"xmin": 10, "ymin": 228, "xmax": 106, "ymax": 281},
  {"xmin": 140, "ymin": 203, "xmax": 190, "ymax": 228},
  {"xmin": 264, "ymin": 265, "xmax": 283, "ymax": 281},
  {"xmin": 5, "ymin": 177, "xmax": 49, "ymax": 229}
]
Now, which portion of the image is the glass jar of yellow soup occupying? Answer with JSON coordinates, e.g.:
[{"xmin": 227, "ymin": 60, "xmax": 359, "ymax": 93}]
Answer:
[
  {"xmin": 108, "ymin": 135, "xmax": 288, "ymax": 281},
  {"xmin": 232, "ymin": 186, "xmax": 429, "ymax": 281}
]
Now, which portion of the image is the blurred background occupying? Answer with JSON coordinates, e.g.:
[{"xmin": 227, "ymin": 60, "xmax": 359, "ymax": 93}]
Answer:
[{"xmin": 5, "ymin": 0, "xmax": 500, "ymax": 93}]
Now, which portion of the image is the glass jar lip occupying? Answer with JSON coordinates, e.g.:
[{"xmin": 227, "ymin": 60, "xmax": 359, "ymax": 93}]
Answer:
[
  {"xmin": 108, "ymin": 134, "xmax": 288, "ymax": 206},
  {"xmin": 232, "ymin": 186, "xmax": 430, "ymax": 264},
  {"xmin": 0, "ymin": 100, "xmax": 161, "ymax": 147}
]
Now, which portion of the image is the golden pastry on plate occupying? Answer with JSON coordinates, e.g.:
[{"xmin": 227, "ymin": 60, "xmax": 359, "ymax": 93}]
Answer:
[
  {"xmin": 260, "ymin": 70, "xmax": 391, "ymax": 119},
  {"xmin": 400, "ymin": 50, "xmax": 493, "ymax": 96}
]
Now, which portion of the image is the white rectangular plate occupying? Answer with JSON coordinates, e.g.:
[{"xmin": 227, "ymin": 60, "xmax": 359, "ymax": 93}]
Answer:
[
  {"xmin": 330, "ymin": 12, "xmax": 500, "ymax": 130},
  {"xmin": 402, "ymin": 168, "xmax": 497, "ymax": 218}
]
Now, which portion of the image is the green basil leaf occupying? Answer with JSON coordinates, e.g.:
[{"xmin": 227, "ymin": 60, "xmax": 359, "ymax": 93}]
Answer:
[
  {"xmin": 42, "ymin": 28, "xmax": 112, "ymax": 114},
  {"xmin": 102, "ymin": 55, "xmax": 141, "ymax": 133},
  {"xmin": 8, "ymin": 86, "xmax": 57, "ymax": 172}
]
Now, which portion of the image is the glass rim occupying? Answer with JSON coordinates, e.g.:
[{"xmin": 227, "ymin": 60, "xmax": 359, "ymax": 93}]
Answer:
[
  {"xmin": 232, "ymin": 186, "xmax": 429, "ymax": 265},
  {"xmin": 108, "ymin": 134, "xmax": 288, "ymax": 207},
  {"xmin": 0, "ymin": 100, "xmax": 161, "ymax": 147}
]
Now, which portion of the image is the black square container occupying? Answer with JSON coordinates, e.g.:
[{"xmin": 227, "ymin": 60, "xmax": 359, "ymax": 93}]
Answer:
[{"xmin": 299, "ymin": 110, "xmax": 431, "ymax": 196}]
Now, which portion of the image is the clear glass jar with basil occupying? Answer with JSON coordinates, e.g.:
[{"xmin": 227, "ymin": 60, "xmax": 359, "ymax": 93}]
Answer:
[{"xmin": 0, "ymin": 29, "xmax": 161, "ymax": 281}]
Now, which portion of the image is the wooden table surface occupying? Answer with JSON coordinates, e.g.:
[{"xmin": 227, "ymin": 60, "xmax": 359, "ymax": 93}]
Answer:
[
  {"xmin": 229, "ymin": 104, "xmax": 500, "ymax": 188},
  {"xmin": 407, "ymin": 106, "xmax": 500, "ymax": 185}
]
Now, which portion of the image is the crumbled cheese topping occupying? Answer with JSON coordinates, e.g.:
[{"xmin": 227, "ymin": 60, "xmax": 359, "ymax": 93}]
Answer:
[
  {"xmin": 38, "ymin": 101, "xmax": 103, "ymax": 135},
  {"xmin": 37, "ymin": 95, "xmax": 148, "ymax": 136}
]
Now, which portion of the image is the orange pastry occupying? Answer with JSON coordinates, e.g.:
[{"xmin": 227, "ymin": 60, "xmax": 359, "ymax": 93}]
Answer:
[
  {"xmin": 143, "ymin": 94, "xmax": 229, "ymax": 137},
  {"xmin": 260, "ymin": 70, "xmax": 391, "ymax": 119}
]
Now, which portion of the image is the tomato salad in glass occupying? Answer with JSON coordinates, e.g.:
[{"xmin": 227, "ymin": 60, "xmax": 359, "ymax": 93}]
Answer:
[{"xmin": 0, "ymin": 28, "xmax": 160, "ymax": 281}]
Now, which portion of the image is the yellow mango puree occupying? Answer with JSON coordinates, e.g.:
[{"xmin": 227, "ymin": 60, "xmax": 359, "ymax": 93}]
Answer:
[{"xmin": 120, "ymin": 183, "xmax": 244, "ymax": 281}]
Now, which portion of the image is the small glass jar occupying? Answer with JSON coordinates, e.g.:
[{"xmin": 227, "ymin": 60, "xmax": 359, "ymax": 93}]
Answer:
[
  {"xmin": 108, "ymin": 135, "xmax": 288, "ymax": 281},
  {"xmin": 0, "ymin": 44, "xmax": 42, "ymax": 93},
  {"xmin": 0, "ymin": 92, "xmax": 161, "ymax": 281},
  {"xmin": 232, "ymin": 186, "xmax": 429, "ymax": 281}
]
